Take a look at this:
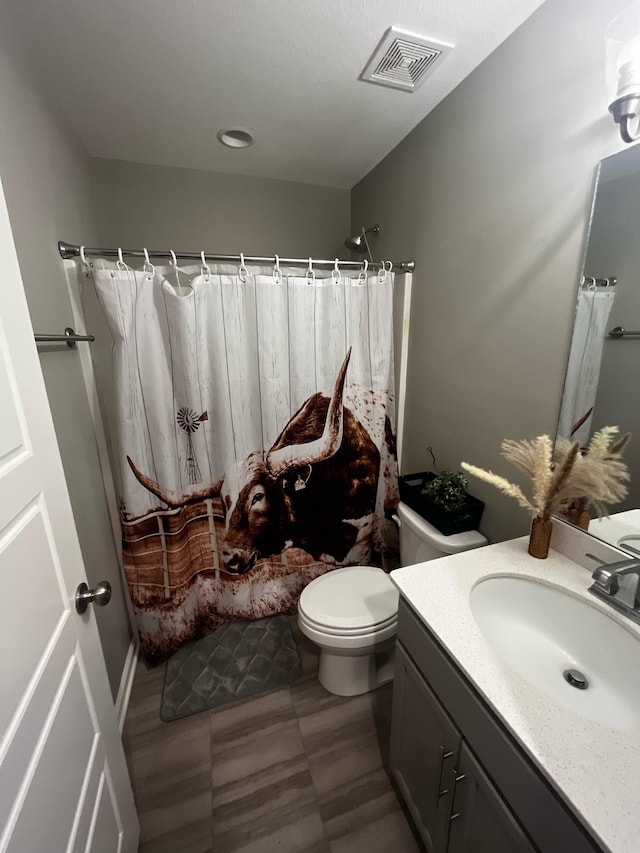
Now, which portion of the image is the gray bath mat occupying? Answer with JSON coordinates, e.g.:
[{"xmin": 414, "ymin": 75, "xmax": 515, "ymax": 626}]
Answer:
[{"xmin": 160, "ymin": 614, "xmax": 302, "ymax": 721}]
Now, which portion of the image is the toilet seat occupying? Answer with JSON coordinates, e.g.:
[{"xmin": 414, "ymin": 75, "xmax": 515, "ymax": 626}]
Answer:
[
  {"xmin": 298, "ymin": 565, "xmax": 399, "ymax": 635},
  {"xmin": 298, "ymin": 609, "xmax": 397, "ymax": 637}
]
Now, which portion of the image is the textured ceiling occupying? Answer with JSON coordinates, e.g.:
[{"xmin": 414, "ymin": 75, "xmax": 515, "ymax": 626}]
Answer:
[{"xmin": 4, "ymin": 0, "xmax": 545, "ymax": 188}]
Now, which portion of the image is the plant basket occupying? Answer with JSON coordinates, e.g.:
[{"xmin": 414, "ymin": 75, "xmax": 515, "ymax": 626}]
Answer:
[{"xmin": 399, "ymin": 472, "xmax": 485, "ymax": 536}]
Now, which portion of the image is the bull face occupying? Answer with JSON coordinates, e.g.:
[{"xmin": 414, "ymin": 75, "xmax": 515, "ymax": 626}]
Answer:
[
  {"xmin": 218, "ymin": 350, "xmax": 352, "ymax": 572},
  {"xmin": 126, "ymin": 349, "xmax": 361, "ymax": 574},
  {"xmin": 220, "ymin": 453, "xmax": 287, "ymax": 575}
]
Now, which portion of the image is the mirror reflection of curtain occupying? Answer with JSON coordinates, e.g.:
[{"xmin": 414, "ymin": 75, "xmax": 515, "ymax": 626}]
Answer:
[{"xmin": 557, "ymin": 287, "xmax": 616, "ymax": 445}]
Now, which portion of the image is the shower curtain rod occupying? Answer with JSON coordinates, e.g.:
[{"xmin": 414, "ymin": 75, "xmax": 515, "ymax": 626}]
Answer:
[
  {"xmin": 581, "ymin": 275, "xmax": 616, "ymax": 288},
  {"xmin": 58, "ymin": 241, "xmax": 415, "ymax": 273}
]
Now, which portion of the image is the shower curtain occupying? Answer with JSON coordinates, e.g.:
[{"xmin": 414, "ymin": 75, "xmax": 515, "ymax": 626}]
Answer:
[
  {"xmin": 80, "ymin": 259, "xmax": 399, "ymax": 661},
  {"xmin": 557, "ymin": 287, "xmax": 616, "ymax": 446}
]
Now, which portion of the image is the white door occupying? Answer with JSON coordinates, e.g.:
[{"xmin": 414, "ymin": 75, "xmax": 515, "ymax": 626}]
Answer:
[{"xmin": 0, "ymin": 178, "xmax": 138, "ymax": 853}]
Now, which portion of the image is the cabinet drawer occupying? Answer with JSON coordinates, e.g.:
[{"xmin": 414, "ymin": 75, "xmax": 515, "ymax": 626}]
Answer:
[{"xmin": 397, "ymin": 599, "xmax": 601, "ymax": 853}]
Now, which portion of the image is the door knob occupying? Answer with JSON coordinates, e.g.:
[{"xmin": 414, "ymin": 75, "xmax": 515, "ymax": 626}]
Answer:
[{"xmin": 75, "ymin": 581, "xmax": 112, "ymax": 614}]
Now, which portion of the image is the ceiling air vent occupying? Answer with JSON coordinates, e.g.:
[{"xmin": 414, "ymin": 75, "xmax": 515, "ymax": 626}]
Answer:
[{"xmin": 360, "ymin": 27, "xmax": 453, "ymax": 93}]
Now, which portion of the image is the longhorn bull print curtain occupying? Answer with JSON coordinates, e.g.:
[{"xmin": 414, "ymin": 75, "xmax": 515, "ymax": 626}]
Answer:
[{"xmin": 79, "ymin": 260, "xmax": 399, "ymax": 660}]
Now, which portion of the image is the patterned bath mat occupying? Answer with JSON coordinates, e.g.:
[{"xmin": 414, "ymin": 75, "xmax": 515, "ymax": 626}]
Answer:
[{"xmin": 160, "ymin": 614, "xmax": 302, "ymax": 721}]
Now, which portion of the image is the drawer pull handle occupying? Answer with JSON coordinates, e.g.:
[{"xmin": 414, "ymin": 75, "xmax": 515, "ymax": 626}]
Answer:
[
  {"xmin": 435, "ymin": 747, "xmax": 454, "ymax": 807},
  {"xmin": 449, "ymin": 769, "xmax": 466, "ymax": 822}
]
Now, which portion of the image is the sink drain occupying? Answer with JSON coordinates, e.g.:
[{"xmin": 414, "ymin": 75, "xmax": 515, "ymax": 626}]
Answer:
[{"xmin": 563, "ymin": 668, "xmax": 589, "ymax": 690}]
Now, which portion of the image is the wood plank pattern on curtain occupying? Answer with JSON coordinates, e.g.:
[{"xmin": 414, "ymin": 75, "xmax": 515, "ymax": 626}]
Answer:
[{"xmin": 86, "ymin": 262, "xmax": 399, "ymax": 661}]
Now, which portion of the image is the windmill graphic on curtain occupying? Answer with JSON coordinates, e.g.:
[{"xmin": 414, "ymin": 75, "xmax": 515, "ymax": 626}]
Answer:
[{"xmin": 176, "ymin": 407, "xmax": 208, "ymax": 484}]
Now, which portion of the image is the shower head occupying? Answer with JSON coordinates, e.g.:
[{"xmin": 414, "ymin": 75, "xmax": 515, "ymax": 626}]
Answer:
[{"xmin": 344, "ymin": 225, "xmax": 380, "ymax": 260}]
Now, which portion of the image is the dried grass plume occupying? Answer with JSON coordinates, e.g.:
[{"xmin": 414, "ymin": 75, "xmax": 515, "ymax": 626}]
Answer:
[{"xmin": 462, "ymin": 427, "xmax": 630, "ymax": 522}]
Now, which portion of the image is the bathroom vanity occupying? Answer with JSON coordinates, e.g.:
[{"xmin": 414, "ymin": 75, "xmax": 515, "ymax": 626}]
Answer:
[{"xmin": 389, "ymin": 536, "xmax": 640, "ymax": 853}]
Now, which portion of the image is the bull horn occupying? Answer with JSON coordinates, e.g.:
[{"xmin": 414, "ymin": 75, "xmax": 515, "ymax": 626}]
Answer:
[
  {"xmin": 127, "ymin": 456, "xmax": 223, "ymax": 508},
  {"xmin": 266, "ymin": 348, "xmax": 351, "ymax": 476}
]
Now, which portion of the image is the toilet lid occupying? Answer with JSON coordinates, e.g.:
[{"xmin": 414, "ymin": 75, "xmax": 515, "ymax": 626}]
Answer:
[{"xmin": 299, "ymin": 566, "xmax": 399, "ymax": 632}]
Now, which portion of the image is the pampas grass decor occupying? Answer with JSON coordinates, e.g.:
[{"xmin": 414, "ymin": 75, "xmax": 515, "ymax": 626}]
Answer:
[{"xmin": 461, "ymin": 428, "xmax": 631, "ymax": 557}]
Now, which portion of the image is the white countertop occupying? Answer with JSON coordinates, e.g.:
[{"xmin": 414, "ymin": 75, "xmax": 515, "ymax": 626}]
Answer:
[
  {"xmin": 589, "ymin": 509, "xmax": 640, "ymax": 554},
  {"xmin": 391, "ymin": 537, "xmax": 640, "ymax": 853}
]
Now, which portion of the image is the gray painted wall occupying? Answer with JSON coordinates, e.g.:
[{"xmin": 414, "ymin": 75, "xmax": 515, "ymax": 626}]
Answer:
[
  {"xmin": 90, "ymin": 158, "xmax": 350, "ymax": 258},
  {"xmin": 352, "ymin": 0, "xmax": 627, "ymax": 543},
  {"xmin": 0, "ymin": 13, "xmax": 131, "ymax": 697}
]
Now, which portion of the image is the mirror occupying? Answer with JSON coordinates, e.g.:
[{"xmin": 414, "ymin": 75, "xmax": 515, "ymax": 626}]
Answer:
[{"xmin": 557, "ymin": 144, "xmax": 640, "ymax": 552}]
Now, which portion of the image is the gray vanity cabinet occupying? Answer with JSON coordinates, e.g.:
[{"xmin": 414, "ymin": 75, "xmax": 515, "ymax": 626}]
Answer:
[
  {"xmin": 390, "ymin": 599, "xmax": 601, "ymax": 853},
  {"xmin": 391, "ymin": 643, "xmax": 533, "ymax": 853}
]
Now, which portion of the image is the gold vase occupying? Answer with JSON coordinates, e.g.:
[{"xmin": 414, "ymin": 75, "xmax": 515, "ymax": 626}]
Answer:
[
  {"xmin": 528, "ymin": 516, "xmax": 552, "ymax": 559},
  {"xmin": 574, "ymin": 510, "xmax": 590, "ymax": 531},
  {"xmin": 566, "ymin": 506, "xmax": 591, "ymax": 531}
]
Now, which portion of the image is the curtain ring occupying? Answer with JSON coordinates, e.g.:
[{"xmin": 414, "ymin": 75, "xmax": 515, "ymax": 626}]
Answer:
[
  {"xmin": 239, "ymin": 252, "xmax": 248, "ymax": 283},
  {"xmin": 332, "ymin": 258, "xmax": 340, "ymax": 284},
  {"xmin": 200, "ymin": 250, "xmax": 211, "ymax": 281},
  {"xmin": 142, "ymin": 248, "xmax": 155, "ymax": 279},
  {"xmin": 170, "ymin": 250, "xmax": 182, "ymax": 287},
  {"xmin": 79, "ymin": 245, "xmax": 88, "ymax": 266},
  {"xmin": 358, "ymin": 258, "xmax": 368, "ymax": 285},
  {"xmin": 306, "ymin": 257, "xmax": 315, "ymax": 284},
  {"xmin": 378, "ymin": 261, "xmax": 387, "ymax": 283},
  {"xmin": 273, "ymin": 254, "xmax": 282, "ymax": 284},
  {"xmin": 386, "ymin": 260, "xmax": 393, "ymax": 273},
  {"xmin": 116, "ymin": 247, "xmax": 126, "ymax": 270}
]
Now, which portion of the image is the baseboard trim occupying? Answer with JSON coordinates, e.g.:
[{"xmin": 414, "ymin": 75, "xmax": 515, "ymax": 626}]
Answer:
[{"xmin": 115, "ymin": 638, "xmax": 139, "ymax": 732}]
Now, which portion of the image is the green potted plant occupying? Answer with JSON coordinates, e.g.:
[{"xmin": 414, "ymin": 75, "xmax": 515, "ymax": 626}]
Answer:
[
  {"xmin": 399, "ymin": 448, "xmax": 485, "ymax": 535},
  {"xmin": 421, "ymin": 469, "xmax": 469, "ymax": 511}
]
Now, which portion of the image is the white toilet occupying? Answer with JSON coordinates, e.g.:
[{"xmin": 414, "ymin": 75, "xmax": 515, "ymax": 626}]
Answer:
[{"xmin": 297, "ymin": 501, "xmax": 487, "ymax": 696}]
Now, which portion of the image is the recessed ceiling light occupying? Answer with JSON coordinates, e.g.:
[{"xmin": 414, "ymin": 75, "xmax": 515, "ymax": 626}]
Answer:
[{"xmin": 217, "ymin": 127, "xmax": 255, "ymax": 149}]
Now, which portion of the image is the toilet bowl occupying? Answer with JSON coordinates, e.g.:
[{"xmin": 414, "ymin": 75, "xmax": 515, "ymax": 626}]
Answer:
[
  {"xmin": 298, "ymin": 501, "xmax": 488, "ymax": 697},
  {"xmin": 298, "ymin": 565, "xmax": 399, "ymax": 696}
]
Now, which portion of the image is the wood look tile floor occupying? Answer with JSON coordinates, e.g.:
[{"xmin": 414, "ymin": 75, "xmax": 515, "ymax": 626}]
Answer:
[{"xmin": 123, "ymin": 620, "xmax": 423, "ymax": 853}]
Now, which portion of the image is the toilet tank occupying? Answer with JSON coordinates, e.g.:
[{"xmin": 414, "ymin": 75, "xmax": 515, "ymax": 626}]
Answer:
[{"xmin": 397, "ymin": 501, "xmax": 487, "ymax": 566}]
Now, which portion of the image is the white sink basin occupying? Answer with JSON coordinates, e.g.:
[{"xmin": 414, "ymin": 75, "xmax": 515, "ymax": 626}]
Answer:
[{"xmin": 470, "ymin": 576, "xmax": 640, "ymax": 731}]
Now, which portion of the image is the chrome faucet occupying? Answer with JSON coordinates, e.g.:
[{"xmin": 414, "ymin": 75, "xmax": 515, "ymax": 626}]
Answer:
[{"xmin": 588, "ymin": 555, "xmax": 640, "ymax": 625}]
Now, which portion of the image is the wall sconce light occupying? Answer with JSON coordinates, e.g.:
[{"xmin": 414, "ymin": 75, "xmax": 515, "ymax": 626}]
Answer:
[{"xmin": 607, "ymin": 4, "xmax": 640, "ymax": 143}]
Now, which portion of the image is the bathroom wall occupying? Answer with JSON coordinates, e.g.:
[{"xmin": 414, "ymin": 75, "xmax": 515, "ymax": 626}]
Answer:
[
  {"xmin": 351, "ymin": 0, "xmax": 627, "ymax": 543},
  {"xmin": 90, "ymin": 158, "xmax": 350, "ymax": 257},
  {"xmin": 0, "ymin": 11, "xmax": 132, "ymax": 698}
]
